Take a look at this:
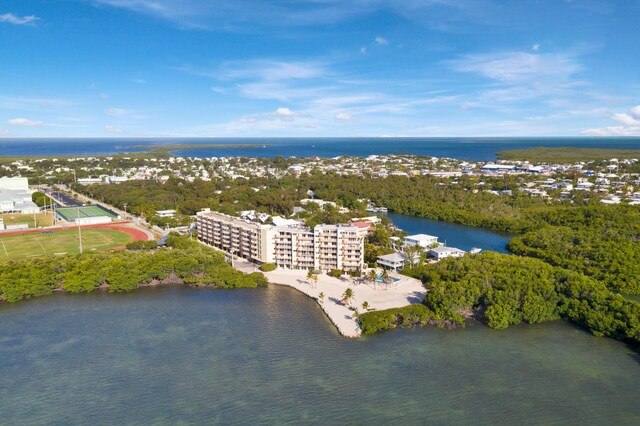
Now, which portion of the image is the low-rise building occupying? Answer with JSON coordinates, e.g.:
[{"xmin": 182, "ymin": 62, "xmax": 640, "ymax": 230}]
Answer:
[
  {"xmin": 156, "ymin": 209, "xmax": 177, "ymax": 218},
  {"xmin": 377, "ymin": 252, "xmax": 408, "ymax": 271},
  {"xmin": 403, "ymin": 234, "xmax": 439, "ymax": 249},
  {"xmin": 427, "ymin": 246, "xmax": 465, "ymax": 261},
  {"xmin": 0, "ymin": 177, "xmax": 40, "ymax": 214}
]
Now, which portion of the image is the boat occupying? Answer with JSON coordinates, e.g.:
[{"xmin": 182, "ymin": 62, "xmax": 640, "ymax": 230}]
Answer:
[{"xmin": 469, "ymin": 247, "xmax": 482, "ymax": 254}]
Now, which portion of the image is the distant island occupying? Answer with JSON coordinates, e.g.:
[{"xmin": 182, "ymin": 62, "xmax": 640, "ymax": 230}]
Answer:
[{"xmin": 498, "ymin": 147, "xmax": 640, "ymax": 162}]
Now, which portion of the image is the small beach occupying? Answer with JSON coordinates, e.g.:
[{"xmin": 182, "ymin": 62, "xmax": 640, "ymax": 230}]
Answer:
[{"xmin": 264, "ymin": 268, "xmax": 425, "ymax": 337}]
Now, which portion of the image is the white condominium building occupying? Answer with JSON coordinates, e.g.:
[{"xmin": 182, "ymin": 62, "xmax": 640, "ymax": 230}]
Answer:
[{"xmin": 196, "ymin": 210, "xmax": 365, "ymax": 271}]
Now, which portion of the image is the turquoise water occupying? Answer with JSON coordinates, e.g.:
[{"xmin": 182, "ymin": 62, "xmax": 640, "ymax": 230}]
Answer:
[
  {"xmin": 388, "ymin": 212, "xmax": 512, "ymax": 253},
  {"xmin": 1, "ymin": 137, "xmax": 640, "ymax": 161},
  {"xmin": 0, "ymin": 285, "xmax": 638, "ymax": 425},
  {"xmin": 376, "ymin": 275, "xmax": 400, "ymax": 282}
]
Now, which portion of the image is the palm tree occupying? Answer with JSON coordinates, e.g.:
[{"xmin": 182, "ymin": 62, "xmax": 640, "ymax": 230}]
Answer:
[
  {"xmin": 404, "ymin": 244, "xmax": 422, "ymax": 268},
  {"xmin": 382, "ymin": 269, "xmax": 389, "ymax": 281},
  {"xmin": 318, "ymin": 292, "xmax": 325, "ymax": 304},
  {"xmin": 306, "ymin": 268, "xmax": 314, "ymax": 282},
  {"xmin": 361, "ymin": 301, "xmax": 370, "ymax": 311},
  {"xmin": 341, "ymin": 287, "xmax": 354, "ymax": 306},
  {"xmin": 312, "ymin": 273, "xmax": 318, "ymax": 288},
  {"xmin": 367, "ymin": 269, "xmax": 377, "ymax": 284}
]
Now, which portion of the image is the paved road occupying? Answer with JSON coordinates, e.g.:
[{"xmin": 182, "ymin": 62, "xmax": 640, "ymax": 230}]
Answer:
[{"xmin": 46, "ymin": 190, "xmax": 84, "ymax": 207}]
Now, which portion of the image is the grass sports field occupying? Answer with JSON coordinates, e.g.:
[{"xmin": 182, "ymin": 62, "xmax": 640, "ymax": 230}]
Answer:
[
  {"xmin": 0, "ymin": 213, "xmax": 54, "ymax": 229},
  {"xmin": 0, "ymin": 228, "xmax": 133, "ymax": 261}
]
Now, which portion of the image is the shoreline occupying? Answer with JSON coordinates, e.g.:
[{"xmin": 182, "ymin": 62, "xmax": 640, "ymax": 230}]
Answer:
[{"xmin": 263, "ymin": 268, "xmax": 426, "ymax": 338}]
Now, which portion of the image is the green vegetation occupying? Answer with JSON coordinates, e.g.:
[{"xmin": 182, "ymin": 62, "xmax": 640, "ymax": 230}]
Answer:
[
  {"xmin": 260, "ymin": 263, "xmax": 277, "ymax": 272},
  {"xmin": 498, "ymin": 147, "xmax": 640, "ymax": 163},
  {"xmin": 361, "ymin": 252, "xmax": 640, "ymax": 350},
  {"xmin": 126, "ymin": 240, "xmax": 159, "ymax": 250},
  {"xmin": 359, "ymin": 304, "xmax": 451, "ymax": 335},
  {"xmin": 0, "ymin": 228, "xmax": 132, "ymax": 260},
  {"xmin": 328, "ymin": 269, "xmax": 342, "ymax": 278},
  {"xmin": 79, "ymin": 174, "xmax": 640, "ymax": 294},
  {"xmin": 506, "ymin": 205, "xmax": 640, "ymax": 294},
  {"xmin": 0, "ymin": 235, "xmax": 268, "ymax": 303}
]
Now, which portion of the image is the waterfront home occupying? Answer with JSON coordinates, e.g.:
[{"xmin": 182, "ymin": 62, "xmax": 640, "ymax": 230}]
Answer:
[
  {"xmin": 403, "ymin": 234, "xmax": 439, "ymax": 249},
  {"xmin": 377, "ymin": 252, "xmax": 408, "ymax": 271},
  {"xmin": 427, "ymin": 246, "xmax": 465, "ymax": 261}
]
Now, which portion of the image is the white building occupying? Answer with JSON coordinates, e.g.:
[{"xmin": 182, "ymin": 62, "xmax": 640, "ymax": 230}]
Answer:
[
  {"xmin": 196, "ymin": 210, "xmax": 365, "ymax": 271},
  {"xmin": 155, "ymin": 209, "xmax": 176, "ymax": 218},
  {"xmin": 403, "ymin": 234, "xmax": 439, "ymax": 249},
  {"xmin": 0, "ymin": 177, "xmax": 40, "ymax": 214},
  {"xmin": 427, "ymin": 246, "xmax": 465, "ymax": 261},
  {"xmin": 77, "ymin": 177, "xmax": 103, "ymax": 185},
  {"xmin": 377, "ymin": 252, "xmax": 408, "ymax": 271}
]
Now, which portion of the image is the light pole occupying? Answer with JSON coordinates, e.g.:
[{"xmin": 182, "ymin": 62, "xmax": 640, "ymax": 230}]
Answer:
[
  {"xmin": 77, "ymin": 206, "xmax": 83, "ymax": 254},
  {"xmin": 123, "ymin": 203, "xmax": 128, "ymax": 219}
]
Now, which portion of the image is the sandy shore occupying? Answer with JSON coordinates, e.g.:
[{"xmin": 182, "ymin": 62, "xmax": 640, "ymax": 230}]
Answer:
[{"xmin": 264, "ymin": 268, "xmax": 425, "ymax": 338}]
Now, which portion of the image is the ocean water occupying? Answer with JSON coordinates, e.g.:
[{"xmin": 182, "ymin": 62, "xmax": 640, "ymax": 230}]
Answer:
[
  {"xmin": 387, "ymin": 212, "xmax": 512, "ymax": 253},
  {"xmin": 0, "ymin": 285, "xmax": 638, "ymax": 425},
  {"xmin": 1, "ymin": 137, "xmax": 640, "ymax": 161}
]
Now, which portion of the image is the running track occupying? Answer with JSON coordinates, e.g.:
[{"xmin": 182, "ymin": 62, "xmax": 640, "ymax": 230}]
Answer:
[{"xmin": 0, "ymin": 221, "xmax": 150, "ymax": 243}]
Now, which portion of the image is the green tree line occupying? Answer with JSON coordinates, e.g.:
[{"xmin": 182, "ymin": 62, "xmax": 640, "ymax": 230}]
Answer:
[
  {"xmin": 0, "ymin": 235, "xmax": 268, "ymax": 303},
  {"xmin": 360, "ymin": 252, "xmax": 640, "ymax": 351},
  {"xmin": 76, "ymin": 173, "xmax": 640, "ymax": 294}
]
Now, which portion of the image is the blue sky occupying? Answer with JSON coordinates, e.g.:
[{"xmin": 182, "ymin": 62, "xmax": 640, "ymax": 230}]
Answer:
[{"xmin": 1, "ymin": 0, "xmax": 639, "ymax": 138}]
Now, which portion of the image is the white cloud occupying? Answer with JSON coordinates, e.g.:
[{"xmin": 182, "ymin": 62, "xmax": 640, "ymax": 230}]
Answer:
[
  {"xmin": 532, "ymin": 44, "xmax": 540, "ymax": 51},
  {"xmin": 105, "ymin": 107, "xmax": 129, "ymax": 117},
  {"xmin": 105, "ymin": 125, "xmax": 123, "ymax": 133},
  {"xmin": 449, "ymin": 51, "xmax": 582, "ymax": 83},
  {"xmin": 132, "ymin": 78, "xmax": 147, "ymax": 84},
  {"xmin": 105, "ymin": 107, "xmax": 148, "ymax": 119},
  {"xmin": 7, "ymin": 118, "xmax": 44, "ymax": 126},
  {"xmin": 238, "ymin": 81, "xmax": 329, "ymax": 102},
  {"xmin": 0, "ymin": 95, "xmax": 70, "ymax": 111},
  {"xmin": 237, "ymin": 107, "xmax": 303, "ymax": 124},
  {"xmin": 0, "ymin": 128, "xmax": 9, "ymax": 135},
  {"xmin": 0, "ymin": 13, "xmax": 39, "ymax": 26},
  {"xmin": 221, "ymin": 60, "xmax": 326, "ymax": 81},
  {"xmin": 580, "ymin": 105, "xmax": 640, "ymax": 136},
  {"xmin": 581, "ymin": 126, "xmax": 640, "ymax": 136},
  {"xmin": 375, "ymin": 36, "xmax": 389, "ymax": 46},
  {"xmin": 611, "ymin": 112, "xmax": 640, "ymax": 126},
  {"xmin": 335, "ymin": 113, "xmax": 353, "ymax": 120},
  {"xmin": 92, "ymin": 0, "xmax": 486, "ymax": 32},
  {"xmin": 273, "ymin": 107, "xmax": 296, "ymax": 117},
  {"xmin": 360, "ymin": 47, "xmax": 367, "ymax": 54}
]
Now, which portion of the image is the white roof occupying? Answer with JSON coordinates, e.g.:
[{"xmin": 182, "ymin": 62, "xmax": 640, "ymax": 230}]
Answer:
[
  {"xmin": 429, "ymin": 246, "xmax": 465, "ymax": 254},
  {"xmin": 405, "ymin": 234, "xmax": 438, "ymax": 242},
  {"xmin": 377, "ymin": 252, "xmax": 408, "ymax": 262},
  {"xmin": 271, "ymin": 216, "xmax": 305, "ymax": 227}
]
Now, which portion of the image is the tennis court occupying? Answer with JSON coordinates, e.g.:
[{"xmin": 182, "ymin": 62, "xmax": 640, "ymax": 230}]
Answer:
[{"xmin": 56, "ymin": 205, "xmax": 117, "ymax": 222}]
